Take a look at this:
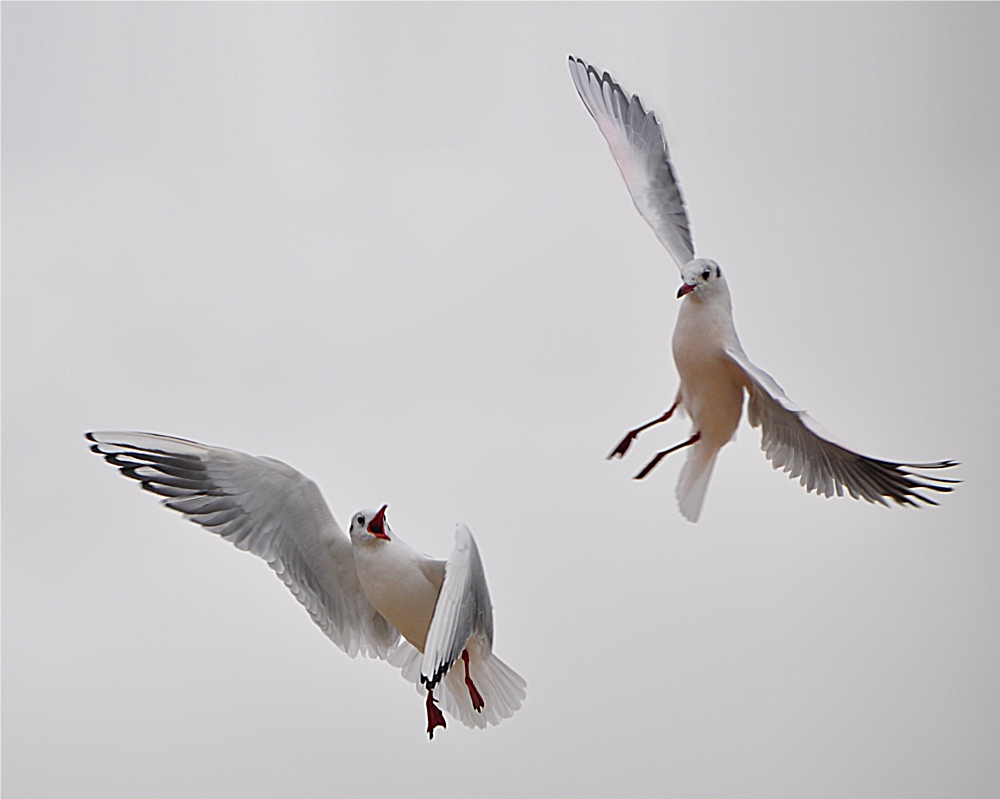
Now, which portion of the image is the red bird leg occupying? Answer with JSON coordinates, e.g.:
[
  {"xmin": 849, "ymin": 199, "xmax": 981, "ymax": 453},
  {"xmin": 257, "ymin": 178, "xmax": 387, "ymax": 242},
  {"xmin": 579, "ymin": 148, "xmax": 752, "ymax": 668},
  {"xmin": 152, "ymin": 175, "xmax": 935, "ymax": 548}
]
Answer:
[
  {"xmin": 608, "ymin": 401, "xmax": 679, "ymax": 460},
  {"xmin": 633, "ymin": 431, "xmax": 702, "ymax": 480},
  {"xmin": 425, "ymin": 689, "xmax": 446, "ymax": 740},
  {"xmin": 462, "ymin": 649, "xmax": 484, "ymax": 713}
]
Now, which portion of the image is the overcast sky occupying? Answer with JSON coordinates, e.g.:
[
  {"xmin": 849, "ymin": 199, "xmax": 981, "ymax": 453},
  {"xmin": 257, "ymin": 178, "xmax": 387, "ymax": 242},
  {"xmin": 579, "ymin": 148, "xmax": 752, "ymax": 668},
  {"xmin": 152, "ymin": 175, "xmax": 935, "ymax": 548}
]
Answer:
[{"xmin": 4, "ymin": 3, "xmax": 999, "ymax": 798}]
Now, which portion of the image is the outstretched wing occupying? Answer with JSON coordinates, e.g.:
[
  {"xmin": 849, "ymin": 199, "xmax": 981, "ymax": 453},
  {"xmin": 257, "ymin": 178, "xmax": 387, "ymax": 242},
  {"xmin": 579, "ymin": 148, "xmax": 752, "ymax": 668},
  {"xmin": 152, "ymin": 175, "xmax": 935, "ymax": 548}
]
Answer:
[
  {"xmin": 86, "ymin": 431, "xmax": 400, "ymax": 659},
  {"xmin": 419, "ymin": 524, "xmax": 493, "ymax": 691},
  {"xmin": 721, "ymin": 350, "xmax": 959, "ymax": 506},
  {"xmin": 568, "ymin": 55, "xmax": 694, "ymax": 271}
]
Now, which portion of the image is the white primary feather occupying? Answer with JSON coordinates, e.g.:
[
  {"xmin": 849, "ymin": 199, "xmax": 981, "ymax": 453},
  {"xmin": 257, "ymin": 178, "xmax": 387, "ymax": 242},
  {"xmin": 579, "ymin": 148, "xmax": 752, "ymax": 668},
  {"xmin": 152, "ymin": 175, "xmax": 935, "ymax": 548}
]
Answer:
[
  {"xmin": 422, "ymin": 525, "xmax": 525, "ymax": 727},
  {"xmin": 363, "ymin": 521, "xmax": 525, "ymax": 730},
  {"xmin": 568, "ymin": 56, "xmax": 694, "ymax": 271},
  {"xmin": 421, "ymin": 524, "xmax": 493, "ymax": 690}
]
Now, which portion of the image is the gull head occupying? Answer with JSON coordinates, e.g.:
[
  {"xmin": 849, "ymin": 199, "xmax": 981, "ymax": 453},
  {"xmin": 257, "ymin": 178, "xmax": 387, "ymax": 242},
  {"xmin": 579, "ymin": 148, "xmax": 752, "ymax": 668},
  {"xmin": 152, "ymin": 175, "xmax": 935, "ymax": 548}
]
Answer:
[
  {"xmin": 678, "ymin": 259, "xmax": 726, "ymax": 300},
  {"xmin": 349, "ymin": 504, "xmax": 392, "ymax": 543}
]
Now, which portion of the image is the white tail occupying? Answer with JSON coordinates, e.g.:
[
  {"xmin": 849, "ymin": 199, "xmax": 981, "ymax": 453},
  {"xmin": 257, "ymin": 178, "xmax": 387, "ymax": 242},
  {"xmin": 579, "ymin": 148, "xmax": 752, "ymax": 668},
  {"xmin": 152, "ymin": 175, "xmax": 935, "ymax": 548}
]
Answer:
[
  {"xmin": 676, "ymin": 442, "xmax": 719, "ymax": 522},
  {"xmin": 389, "ymin": 639, "xmax": 526, "ymax": 729}
]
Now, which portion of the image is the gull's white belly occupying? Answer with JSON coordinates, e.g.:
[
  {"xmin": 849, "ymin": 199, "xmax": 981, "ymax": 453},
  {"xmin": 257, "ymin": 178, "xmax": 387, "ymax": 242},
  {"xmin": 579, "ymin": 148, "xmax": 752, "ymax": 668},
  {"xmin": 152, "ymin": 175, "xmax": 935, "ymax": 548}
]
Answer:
[
  {"xmin": 353, "ymin": 543, "xmax": 443, "ymax": 653},
  {"xmin": 672, "ymin": 306, "xmax": 745, "ymax": 447}
]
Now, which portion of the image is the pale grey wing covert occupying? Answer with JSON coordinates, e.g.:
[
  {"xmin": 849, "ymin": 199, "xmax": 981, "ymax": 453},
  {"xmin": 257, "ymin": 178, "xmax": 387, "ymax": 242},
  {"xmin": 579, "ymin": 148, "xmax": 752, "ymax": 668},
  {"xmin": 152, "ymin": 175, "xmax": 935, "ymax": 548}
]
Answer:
[
  {"xmin": 420, "ymin": 524, "xmax": 493, "ymax": 691},
  {"xmin": 721, "ymin": 349, "xmax": 959, "ymax": 505},
  {"xmin": 568, "ymin": 55, "xmax": 695, "ymax": 271},
  {"xmin": 86, "ymin": 431, "xmax": 400, "ymax": 659}
]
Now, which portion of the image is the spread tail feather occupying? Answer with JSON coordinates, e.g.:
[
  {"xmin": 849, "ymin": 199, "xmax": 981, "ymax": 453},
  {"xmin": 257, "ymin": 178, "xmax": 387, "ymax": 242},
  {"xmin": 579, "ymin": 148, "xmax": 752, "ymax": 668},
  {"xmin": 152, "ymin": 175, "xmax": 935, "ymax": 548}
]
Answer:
[
  {"xmin": 676, "ymin": 443, "xmax": 718, "ymax": 522},
  {"xmin": 440, "ymin": 647, "xmax": 526, "ymax": 728},
  {"xmin": 389, "ymin": 640, "xmax": 526, "ymax": 729}
]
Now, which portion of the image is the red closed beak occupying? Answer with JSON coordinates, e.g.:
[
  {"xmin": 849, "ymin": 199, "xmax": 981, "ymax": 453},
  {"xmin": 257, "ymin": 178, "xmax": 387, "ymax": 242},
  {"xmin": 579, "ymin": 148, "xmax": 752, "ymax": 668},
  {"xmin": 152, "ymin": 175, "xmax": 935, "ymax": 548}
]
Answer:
[
  {"xmin": 367, "ymin": 504, "xmax": 391, "ymax": 540},
  {"xmin": 677, "ymin": 282, "xmax": 696, "ymax": 298}
]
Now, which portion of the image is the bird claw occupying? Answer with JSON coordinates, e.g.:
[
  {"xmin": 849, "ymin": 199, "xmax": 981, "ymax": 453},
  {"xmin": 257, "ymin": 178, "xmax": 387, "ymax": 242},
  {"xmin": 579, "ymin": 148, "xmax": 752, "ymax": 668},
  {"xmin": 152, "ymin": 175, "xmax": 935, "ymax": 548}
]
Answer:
[
  {"xmin": 609, "ymin": 405, "xmax": 679, "ymax": 461},
  {"xmin": 607, "ymin": 433, "xmax": 636, "ymax": 460}
]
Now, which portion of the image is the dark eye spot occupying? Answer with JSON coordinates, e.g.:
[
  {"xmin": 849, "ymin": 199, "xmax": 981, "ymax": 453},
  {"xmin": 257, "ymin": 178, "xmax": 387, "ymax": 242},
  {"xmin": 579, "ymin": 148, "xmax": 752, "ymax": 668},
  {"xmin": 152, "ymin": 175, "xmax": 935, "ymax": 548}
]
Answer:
[
  {"xmin": 701, "ymin": 269, "xmax": 711, "ymax": 280},
  {"xmin": 356, "ymin": 514, "xmax": 364, "ymax": 527}
]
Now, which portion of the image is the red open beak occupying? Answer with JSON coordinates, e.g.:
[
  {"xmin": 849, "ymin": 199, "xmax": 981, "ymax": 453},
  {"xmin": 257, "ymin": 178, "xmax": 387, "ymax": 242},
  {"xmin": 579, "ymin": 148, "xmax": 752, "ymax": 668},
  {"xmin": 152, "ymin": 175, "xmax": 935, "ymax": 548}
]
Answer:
[
  {"xmin": 367, "ymin": 504, "xmax": 391, "ymax": 540},
  {"xmin": 677, "ymin": 282, "xmax": 696, "ymax": 298}
]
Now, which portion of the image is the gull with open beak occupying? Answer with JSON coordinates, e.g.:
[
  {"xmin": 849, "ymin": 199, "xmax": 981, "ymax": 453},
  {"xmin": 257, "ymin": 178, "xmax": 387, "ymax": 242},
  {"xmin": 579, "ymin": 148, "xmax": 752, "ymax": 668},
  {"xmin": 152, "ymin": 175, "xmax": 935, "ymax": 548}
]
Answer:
[
  {"xmin": 568, "ymin": 56, "xmax": 958, "ymax": 522},
  {"xmin": 86, "ymin": 431, "xmax": 525, "ymax": 739}
]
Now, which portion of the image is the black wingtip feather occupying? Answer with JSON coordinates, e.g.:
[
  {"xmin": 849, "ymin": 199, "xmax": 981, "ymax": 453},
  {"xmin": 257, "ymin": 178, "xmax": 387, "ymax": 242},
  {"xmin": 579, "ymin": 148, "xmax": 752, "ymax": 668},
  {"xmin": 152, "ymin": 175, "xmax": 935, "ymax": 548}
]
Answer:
[
  {"xmin": 141, "ymin": 482, "xmax": 189, "ymax": 498},
  {"xmin": 420, "ymin": 659, "xmax": 454, "ymax": 693},
  {"xmin": 910, "ymin": 460, "xmax": 960, "ymax": 469}
]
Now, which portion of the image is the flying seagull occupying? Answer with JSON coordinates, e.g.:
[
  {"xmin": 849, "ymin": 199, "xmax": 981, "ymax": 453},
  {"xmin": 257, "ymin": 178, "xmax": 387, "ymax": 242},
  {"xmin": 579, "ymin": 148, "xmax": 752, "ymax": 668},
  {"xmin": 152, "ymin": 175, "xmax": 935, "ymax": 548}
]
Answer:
[
  {"xmin": 568, "ymin": 55, "xmax": 957, "ymax": 522},
  {"xmin": 86, "ymin": 431, "xmax": 525, "ymax": 739}
]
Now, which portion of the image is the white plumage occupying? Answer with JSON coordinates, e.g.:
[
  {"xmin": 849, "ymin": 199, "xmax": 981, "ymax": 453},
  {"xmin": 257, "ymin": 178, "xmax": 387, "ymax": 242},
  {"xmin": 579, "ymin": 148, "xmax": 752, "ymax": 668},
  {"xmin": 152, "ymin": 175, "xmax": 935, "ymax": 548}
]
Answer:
[
  {"xmin": 86, "ymin": 431, "xmax": 525, "ymax": 738},
  {"xmin": 568, "ymin": 56, "xmax": 958, "ymax": 522}
]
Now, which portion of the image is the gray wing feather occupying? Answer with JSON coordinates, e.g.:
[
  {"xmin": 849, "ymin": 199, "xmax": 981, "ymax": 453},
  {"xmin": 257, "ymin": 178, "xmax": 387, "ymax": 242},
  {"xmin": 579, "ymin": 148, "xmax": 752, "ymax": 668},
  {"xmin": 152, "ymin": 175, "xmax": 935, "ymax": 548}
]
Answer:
[
  {"xmin": 722, "ymin": 349, "xmax": 959, "ymax": 505},
  {"xmin": 568, "ymin": 55, "xmax": 694, "ymax": 271},
  {"xmin": 86, "ymin": 431, "xmax": 400, "ymax": 659},
  {"xmin": 420, "ymin": 524, "xmax": 493, "ymax": 691}
]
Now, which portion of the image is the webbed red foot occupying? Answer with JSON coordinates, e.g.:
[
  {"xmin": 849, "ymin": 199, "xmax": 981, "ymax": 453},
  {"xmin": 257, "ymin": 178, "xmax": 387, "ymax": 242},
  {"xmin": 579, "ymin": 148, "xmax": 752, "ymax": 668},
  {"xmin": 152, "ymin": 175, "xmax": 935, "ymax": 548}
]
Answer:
[{"xmin": 425, "ymin": 689, "xmax": 446, "ymax": 740}]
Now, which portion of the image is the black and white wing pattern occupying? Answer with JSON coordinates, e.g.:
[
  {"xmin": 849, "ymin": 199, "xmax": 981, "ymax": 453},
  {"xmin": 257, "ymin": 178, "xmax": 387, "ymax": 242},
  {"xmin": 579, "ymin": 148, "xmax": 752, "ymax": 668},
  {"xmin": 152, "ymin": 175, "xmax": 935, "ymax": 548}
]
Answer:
[
  {"xmin": 86, "ymin": 431, "xmax": 400, "ymax": 659},
  {"xmin": 721, "ymin": 349, "xmax": 959, "ymax": 506},
  {"xmin": 420, "ymin": 524, "xmax": 493, "ymax": 691},
  {"xmin": 568, "ymin": 55, "xmax": 694, "ymax": 271}
]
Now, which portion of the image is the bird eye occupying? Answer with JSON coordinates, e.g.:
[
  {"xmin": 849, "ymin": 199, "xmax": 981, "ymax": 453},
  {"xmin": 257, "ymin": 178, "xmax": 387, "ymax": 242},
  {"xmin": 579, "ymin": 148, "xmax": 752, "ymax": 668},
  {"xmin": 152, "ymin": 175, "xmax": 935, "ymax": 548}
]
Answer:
[
  {"xmin": 356, "ymin": 514, "xmax": 365, "ymax": 527},
  {"xmin": 701, "ymin": 269, "xmax": 711, "ymax": 280}
]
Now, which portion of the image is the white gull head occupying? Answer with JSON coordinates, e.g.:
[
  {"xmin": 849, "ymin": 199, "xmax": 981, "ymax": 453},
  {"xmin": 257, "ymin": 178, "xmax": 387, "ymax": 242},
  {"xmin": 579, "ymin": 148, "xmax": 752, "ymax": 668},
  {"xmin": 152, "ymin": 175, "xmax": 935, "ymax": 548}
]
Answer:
[
  {"xmin": 349, "ymin": 504, "xmax": 391, "ymax": 542},
  {"xmin": 677, "ymin": 258, "xmax": 727, "ymax": 301}
]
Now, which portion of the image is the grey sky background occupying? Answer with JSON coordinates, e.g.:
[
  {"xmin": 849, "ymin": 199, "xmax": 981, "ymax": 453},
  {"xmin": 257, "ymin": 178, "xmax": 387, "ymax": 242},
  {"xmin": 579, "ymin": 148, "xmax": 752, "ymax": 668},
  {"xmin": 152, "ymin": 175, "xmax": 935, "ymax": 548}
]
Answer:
[{"xmin": 4, "ymin": 3, "xmax": 999, "ymax": 797}]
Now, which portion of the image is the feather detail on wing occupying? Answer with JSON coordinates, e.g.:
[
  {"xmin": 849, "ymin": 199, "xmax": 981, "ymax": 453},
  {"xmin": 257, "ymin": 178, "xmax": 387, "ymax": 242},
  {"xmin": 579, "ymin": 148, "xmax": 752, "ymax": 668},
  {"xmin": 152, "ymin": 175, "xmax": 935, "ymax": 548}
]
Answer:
[
  {"xmin": 568, "ymin": 55, "xmax": 694, "ymax": 271},
  {"xmin": 86, "ymin": 431, "xmax": 400, "ymax": 659},
  {"xmin": 721, "ymin": 351, "xmax": 959, "ymax": 506},
  {"xmin": 393, "ymin": 523, "xmax": 526, "ymax": 727},
  {"xmin": 420, "ymin": 524, "xmax": 493, "ymax": 691}
]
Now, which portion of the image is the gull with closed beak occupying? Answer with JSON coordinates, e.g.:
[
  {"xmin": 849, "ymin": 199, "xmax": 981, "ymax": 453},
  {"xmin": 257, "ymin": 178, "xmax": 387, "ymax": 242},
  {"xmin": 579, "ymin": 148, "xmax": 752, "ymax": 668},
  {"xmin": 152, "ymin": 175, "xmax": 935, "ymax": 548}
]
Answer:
[
  {"xmin": 86, "ymin": 431, "xmax": 525, "ymax": 739},
  {"xmin": 568, "ymin": 56, "xmax": 958, "ymax": 522}
]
